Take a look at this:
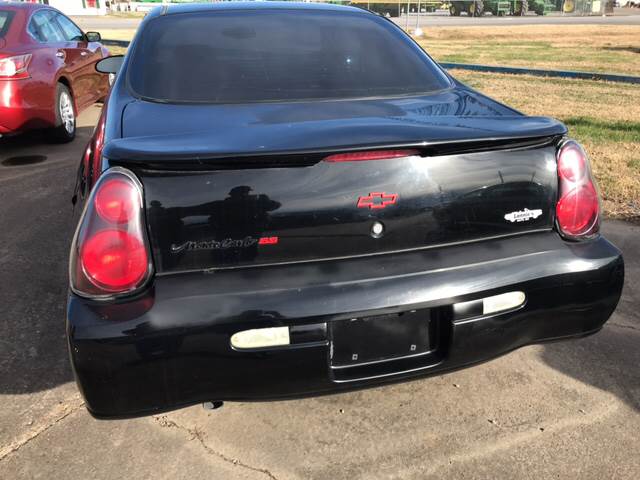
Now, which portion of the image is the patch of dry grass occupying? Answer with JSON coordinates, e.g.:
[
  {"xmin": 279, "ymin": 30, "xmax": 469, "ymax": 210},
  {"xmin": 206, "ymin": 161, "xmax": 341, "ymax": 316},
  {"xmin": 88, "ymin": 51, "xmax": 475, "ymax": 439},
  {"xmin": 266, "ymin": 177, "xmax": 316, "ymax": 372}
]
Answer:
[
  {"xmin": 99, "ymin": 29, "xmax": 136, "ymax": 41},
  {"xmin": 452, "ymin": 70, "xmax": 640, "ymax": 220},
  {"xmin": 99, "ymin": 29, "xmax": 135, "ymax": 56},
  {"xmin": 106, "ymin": 12, "xmax": 146, "ymax": 19},
  {"xmin": 417, "ymin": 25, "xmax": 640, "ymax": 76}
]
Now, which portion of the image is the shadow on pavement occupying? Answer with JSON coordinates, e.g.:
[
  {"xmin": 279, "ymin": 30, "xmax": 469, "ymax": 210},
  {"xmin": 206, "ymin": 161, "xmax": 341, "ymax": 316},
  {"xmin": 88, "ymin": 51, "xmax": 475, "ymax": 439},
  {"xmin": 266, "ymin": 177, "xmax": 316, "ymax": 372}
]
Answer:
[
  {"xmin": 541, "ymin": 220, "xmax": 640, "ymax": 411},
  {"xmin": 0, "ymin": 127, "xmax": 94, "ymax": 160},
  {"xmin": 541, "ymin": 324, "xmax": 640, "ymax": 412},
  {"xmin": 0, "ymin": 129, "xmax": 95, "ymax": 395},
  {"xmin": 1, "ymin": 129, "xmax": 55, "ymax": 155}
]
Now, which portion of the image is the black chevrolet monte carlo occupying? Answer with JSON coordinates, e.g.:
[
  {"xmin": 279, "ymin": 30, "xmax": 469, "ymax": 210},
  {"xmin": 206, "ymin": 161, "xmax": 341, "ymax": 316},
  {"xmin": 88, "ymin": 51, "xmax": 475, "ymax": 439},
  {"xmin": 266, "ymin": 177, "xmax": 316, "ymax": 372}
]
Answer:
[{"xmin": 68, "ymin": 2, "xmax": 624, "ymax": 419}]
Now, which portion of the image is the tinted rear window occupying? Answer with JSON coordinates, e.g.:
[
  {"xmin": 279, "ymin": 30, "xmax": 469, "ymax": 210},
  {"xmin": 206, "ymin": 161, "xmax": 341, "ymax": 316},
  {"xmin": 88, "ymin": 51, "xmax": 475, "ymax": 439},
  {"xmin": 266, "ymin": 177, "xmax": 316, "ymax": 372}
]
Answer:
[
  {"xmin": 128, "ymin": 10, "xmax": 451, "ymax": 103},
  {"xmin": 0, "ymin": 11, "xmax": 15, "ymax": 38}
]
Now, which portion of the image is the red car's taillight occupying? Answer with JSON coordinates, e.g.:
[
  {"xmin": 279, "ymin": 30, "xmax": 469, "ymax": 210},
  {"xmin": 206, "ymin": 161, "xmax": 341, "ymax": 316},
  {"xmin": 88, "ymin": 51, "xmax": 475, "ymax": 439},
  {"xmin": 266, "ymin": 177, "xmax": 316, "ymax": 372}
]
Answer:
[
  {"xmin": 0, "ymin": 54, "xmax": 32, "ymax": 79},
  {"xmin": 556, "ymin": 140, "xmax": 601, "ymax": 240},
  {"xmin": 70, "ymin": 168, "xmax": 152, "ymax": 298}
]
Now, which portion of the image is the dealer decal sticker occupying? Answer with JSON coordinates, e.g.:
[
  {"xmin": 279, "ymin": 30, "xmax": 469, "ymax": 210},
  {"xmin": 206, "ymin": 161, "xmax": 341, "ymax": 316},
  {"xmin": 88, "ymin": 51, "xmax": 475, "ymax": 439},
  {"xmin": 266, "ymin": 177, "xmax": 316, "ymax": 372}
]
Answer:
[{"xmin": 504, "ymin": 208, "xmax": 543, "ymax": 223}]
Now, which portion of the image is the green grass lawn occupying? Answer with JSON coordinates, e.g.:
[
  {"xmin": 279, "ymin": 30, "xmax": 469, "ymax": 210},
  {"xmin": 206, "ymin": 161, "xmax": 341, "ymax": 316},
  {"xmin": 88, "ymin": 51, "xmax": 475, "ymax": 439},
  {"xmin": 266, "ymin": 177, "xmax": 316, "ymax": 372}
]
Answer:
[
  {"xmin": 433, "ymin": 42, "xmax": 639, "ymax": 75},
  {"xmin": 418, "ymin": 25, "xmax": 640, "ymax": 76}
]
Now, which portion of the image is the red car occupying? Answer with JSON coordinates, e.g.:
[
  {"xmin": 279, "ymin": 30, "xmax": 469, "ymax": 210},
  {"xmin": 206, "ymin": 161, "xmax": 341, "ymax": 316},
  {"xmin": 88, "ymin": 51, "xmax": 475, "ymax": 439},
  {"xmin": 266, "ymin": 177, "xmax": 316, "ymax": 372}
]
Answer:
[{"xmin": 0, "ymin": 2, "xmax": 110, "ymax": 142}]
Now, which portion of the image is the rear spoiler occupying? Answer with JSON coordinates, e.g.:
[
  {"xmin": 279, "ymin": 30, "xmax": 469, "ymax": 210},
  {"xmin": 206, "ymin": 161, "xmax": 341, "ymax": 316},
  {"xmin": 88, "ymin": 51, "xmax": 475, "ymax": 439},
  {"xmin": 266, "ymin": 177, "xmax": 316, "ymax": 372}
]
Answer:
[
  {"xmin": 104, "ymin": 116, "xmax": 567, "ymax": 169},
  {"xmin": 105, "ymin": 135, "xmax": 564, "ymax": 170}
]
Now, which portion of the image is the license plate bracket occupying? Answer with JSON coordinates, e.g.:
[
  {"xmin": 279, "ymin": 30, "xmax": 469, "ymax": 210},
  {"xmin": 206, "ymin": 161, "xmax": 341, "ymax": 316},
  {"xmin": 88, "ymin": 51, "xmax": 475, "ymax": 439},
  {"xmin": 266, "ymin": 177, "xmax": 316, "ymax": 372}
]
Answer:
[{"xmin": 330, "ymin": 310, "xmax": 431, "ymax": 367}]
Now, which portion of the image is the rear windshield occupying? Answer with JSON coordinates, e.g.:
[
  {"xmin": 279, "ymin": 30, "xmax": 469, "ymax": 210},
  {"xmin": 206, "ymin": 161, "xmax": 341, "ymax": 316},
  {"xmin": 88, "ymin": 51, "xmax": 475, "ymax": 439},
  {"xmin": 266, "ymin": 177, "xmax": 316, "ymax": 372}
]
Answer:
[
  {"xmin": 0, "ymin": 11, "xmax": 15, "ymax": 38},
  {"xmin": 128, "ymin": 9, "xmax": 451, "ymax": 104}
]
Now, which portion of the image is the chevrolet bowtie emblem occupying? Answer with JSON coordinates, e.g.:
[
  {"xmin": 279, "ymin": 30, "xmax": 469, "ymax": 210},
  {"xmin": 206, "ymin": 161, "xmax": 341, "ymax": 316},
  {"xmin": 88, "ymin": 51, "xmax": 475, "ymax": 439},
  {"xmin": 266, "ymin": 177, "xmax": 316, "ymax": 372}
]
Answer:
[{"xmin": 357, "ymin": 192, "xmax": 398, "ymax": 210}]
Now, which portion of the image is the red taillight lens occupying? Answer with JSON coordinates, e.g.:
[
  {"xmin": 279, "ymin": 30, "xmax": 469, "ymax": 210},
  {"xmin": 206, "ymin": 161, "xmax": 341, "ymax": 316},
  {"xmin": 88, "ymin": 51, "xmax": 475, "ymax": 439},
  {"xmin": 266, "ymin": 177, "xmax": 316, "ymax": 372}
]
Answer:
[
  {"xmin": 81, "ymin": 230, "xmax": 148, "ymax": 291},
  {"xmin": 0, "ymin": 54, "xmax": 32, "ymax": 79},
  {"xmin": 557, "ymin": 184, "xmax": 599, "ymax": 236},
  {"xmin": 95, "ymin": 178, "xmax": 138, "ymax": 224},
  {"xmin": 558, "ymin": 144, "xmax": 586, "ymax": 183},
  {"xmin": 556, "ymin": 140, "xmax": 600, "ymax": 239},
  {"xmin": 70, "ymin": 168, "xmax": 152, "ymax": 297},
  {"xmin": 324, "ymin": 149, "xmax": 420, "ymax": 162}
]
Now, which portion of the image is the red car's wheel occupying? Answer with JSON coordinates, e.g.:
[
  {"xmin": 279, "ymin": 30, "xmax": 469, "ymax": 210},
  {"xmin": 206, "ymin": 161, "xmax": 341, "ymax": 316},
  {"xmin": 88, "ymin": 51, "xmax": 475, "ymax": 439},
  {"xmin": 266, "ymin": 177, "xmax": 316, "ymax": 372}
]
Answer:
[{"xmin": 48, "ymin": 83, "xmax": 76, "ymax": 144}]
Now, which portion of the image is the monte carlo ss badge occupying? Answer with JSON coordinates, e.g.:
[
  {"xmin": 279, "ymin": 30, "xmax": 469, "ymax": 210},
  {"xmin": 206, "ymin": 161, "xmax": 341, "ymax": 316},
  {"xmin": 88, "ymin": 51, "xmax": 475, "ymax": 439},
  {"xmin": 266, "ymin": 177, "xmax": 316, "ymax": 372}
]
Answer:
[
  {"xmin": 504, "ymin": 208, "xmax": 543, "ymax": 223},
  {"xmin": 171, "ymin": 236, "xmax": 279, "ymax": 253}
]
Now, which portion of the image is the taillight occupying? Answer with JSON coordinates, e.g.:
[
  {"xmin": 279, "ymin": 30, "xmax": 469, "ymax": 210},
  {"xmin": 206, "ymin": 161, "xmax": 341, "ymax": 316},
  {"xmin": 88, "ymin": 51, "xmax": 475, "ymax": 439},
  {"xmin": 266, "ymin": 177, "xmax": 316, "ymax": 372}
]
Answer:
[
  {"xmin": 81, "ymin": 230, "xmax": 148, "ymax": 290},
  {"xmin": 70, "ymin": 168, "xmax": 152, "ymax": 298},
  {"xmin": 95, "ymin": 178, "xmax": 137, "ymax": 224},
  {"xmin": 324, "ymin": 149, "xmax": 420, "ymax": 162},
  {"xmin": 0, "ymin": 54, "xmax": 32, "ymax": 79},
  {"xmin": 556, "ymin": 140, "xmax": 600, "ymax": 240}
]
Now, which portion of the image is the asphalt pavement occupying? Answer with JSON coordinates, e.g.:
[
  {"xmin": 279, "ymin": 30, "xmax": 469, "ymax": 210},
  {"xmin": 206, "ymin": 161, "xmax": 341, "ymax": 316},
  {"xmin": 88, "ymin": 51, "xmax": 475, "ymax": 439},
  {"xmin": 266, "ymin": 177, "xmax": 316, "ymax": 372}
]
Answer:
[{"xmin": 0, "ymin": 105, "xmax": 638, "ymax": 479}]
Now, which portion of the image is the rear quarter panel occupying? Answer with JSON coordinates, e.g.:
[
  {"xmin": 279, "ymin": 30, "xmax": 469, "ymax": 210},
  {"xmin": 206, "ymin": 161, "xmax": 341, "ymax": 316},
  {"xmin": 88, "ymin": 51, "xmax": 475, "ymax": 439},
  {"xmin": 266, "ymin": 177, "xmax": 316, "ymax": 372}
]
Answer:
[{"xmin": 0, "ymin": 8, "xmax": 58, "ymax": 130}]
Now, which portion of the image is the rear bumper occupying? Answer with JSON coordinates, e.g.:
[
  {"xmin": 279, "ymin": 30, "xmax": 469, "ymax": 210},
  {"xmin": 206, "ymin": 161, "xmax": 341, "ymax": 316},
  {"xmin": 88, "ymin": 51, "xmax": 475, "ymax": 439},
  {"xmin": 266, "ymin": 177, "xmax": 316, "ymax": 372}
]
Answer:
[
  {"xmin": 0, "ymin": 80, "xmax": 55, "ymax": 134},
  {"xmin": 67, "ymin": 232, "xmax": 624, "ymax": 419}
]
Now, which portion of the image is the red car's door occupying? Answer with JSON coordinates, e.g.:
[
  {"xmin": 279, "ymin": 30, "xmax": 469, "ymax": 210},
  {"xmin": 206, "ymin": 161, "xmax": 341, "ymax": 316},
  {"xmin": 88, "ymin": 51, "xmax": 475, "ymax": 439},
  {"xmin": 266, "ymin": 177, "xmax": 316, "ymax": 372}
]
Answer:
[
  {"xmin": 53, "ymin": 12, "xmax": 102, "ymax": 110},
  {"xmin": 26, "ymin": 9, "xmax": 70, "ymax": 114},
  {"xmin": 36, "ymin": 10, "xmax": 94, "ymax": 110}
]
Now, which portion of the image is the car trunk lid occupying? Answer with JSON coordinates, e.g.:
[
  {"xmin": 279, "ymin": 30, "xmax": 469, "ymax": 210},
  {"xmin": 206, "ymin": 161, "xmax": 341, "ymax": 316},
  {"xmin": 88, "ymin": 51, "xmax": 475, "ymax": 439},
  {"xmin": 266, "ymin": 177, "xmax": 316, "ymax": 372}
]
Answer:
[
  {"xmin": 110, "ymin": 89, "xmax": 563, "ymax": 164},
  {"xmin": 111, "ymin": 93, "xmax": 564, "ymax": 273}
]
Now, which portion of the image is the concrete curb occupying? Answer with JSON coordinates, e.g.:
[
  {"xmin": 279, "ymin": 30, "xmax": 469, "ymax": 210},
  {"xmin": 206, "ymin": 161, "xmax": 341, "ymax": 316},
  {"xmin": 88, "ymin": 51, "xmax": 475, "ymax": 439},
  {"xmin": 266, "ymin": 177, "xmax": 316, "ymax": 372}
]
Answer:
[
  {"xmin": 440, "ymin": 62, "xmax": 640, "ymax": 85},
  {"xmin": 102, "ymin": 39, "xmax": 131, "ymax": 48}
]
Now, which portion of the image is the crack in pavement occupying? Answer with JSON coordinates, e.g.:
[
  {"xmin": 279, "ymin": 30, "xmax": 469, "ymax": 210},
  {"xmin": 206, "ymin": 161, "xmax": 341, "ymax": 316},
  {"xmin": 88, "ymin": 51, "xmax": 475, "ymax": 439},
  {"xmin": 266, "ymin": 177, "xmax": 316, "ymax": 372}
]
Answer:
[
  {"xmin": 0, "ymin": 158, "xmax": 79, "ymax": 185},
  {"xmin": 609, "ymin": 322, "xmax": 640, "ymax": 332},
  {"xmin": 0, "ymin": 397, "xmax": 85, "ymax": 462},
  {"xmin": 153, "ymin": 415, "xmax": 279, "ymax": 480},
  {"xmin": 397, "ymin": 396, "xmax": 622, "ymax": 478}
]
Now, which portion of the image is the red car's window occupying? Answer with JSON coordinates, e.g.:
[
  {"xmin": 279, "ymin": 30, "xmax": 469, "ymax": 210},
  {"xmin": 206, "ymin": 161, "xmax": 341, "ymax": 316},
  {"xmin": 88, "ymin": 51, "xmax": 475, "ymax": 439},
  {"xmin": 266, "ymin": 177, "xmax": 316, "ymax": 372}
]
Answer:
[
  {"xmin": 0, "ymin": 10, "xmax": 15, "ymax": 38},
  {"xmin": 28, "ymin": 10, "xmax": 65, "ymax": 43},
  {"xmin": 55, "ymin": 13, "xmax": 84, "ymax": 42}
]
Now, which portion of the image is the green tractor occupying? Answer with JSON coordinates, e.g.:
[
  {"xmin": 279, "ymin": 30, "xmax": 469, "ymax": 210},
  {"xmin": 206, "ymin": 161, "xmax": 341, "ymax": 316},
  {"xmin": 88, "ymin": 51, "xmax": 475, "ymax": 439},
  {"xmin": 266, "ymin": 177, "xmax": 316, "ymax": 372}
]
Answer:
[
  {"xmin": 348, "ymin": 1, "xmax": 444, "ymax": 17},
  {"xmin": 448, "ymin": 0, "xmax": 549, "ymax": 16}
]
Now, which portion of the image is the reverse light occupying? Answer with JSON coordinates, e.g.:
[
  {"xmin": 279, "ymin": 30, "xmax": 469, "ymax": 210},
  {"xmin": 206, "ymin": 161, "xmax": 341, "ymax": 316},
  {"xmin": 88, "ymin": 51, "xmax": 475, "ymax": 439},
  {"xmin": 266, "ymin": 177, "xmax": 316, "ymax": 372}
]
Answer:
[
  {"xmin": 556, "ymin": 140, "xmax": 600, "ymax": 239},
  {"xmin": 230, "ymin": 327, "xmax": 290, "ymax": 350},
  {"xmin": 453, "ymin": 291, "xmax": 526, "ymax": 320},
  {"xmin": 0, "ymin": 54, "xmax": 32, "ymax": 79},
  {"xmin": 70, "ymin": 168, "xmax": 152, "ymax": 297},
  {"xmin": 482, "ymin": 291, "xmax": 526, "ymax": 315},
  {"xmin": 324, "ymin": 149, "xmax": 420, "ymax": 162}
]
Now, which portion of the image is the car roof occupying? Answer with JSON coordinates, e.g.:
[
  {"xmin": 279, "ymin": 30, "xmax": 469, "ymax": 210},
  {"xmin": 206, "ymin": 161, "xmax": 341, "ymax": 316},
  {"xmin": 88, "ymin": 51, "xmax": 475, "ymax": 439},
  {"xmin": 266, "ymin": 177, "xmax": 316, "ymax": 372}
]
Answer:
[
  {"xmin": 0, "ymin": 1, "xmax": 48, "ymax": 11},
  {"xmin": 161, "ymin": 1, "xmax": 368, "ymax": 16}
]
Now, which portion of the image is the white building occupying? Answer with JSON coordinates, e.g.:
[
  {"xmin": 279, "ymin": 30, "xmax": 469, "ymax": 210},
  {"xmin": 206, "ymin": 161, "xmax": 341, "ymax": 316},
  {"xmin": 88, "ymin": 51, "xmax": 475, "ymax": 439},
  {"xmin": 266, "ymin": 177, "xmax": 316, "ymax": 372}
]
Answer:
[{"xmin": 22, "ymin": 0, "xmax": 108, "ymax": 16}]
